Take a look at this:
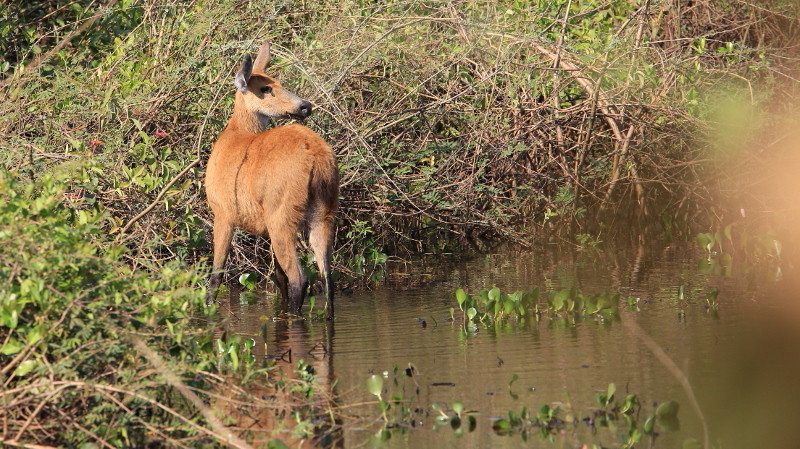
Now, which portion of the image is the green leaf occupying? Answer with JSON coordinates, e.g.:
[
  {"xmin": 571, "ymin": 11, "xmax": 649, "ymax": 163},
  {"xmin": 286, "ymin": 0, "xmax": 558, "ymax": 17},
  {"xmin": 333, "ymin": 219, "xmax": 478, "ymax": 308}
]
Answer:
[
  {"xmin": 466, "ymin": 307, "xmax": 477, "ymax": 321},
  {"xmin": 656, "ymin": 400, "xmax": 680, "ymax": 419},
  {"xmin": 367, "ymin": 374, "xmax": 383, "ymax": 396},
  {"xmin": 696, "ymin": 232, "xmax": 714, "ymax": 252},
  {"xmin": 488, "ymin": 287, "xmax": 501, "ymax": 302},
  {"xmin": 452, "ymin": 401, "xmax": 464, "ymax": 416},
  {"xmin": 1, "ymin": 337, "xmax": 24, "ymax": 355},
  {"xmin": 14, "ymin": 359, "xmax": 36, "ymax": 377},
  {"xmin": 643, "ymin": 415, "xmax": 655, "ymax": 434},
  {"xmin": 551, "ymin": 289, "xmax": 569, "ymax": 311},
  {"xmin": 455, "ymin": 289, "xmax": 467, "ymax": 308},
  {"xmin": 238, "ymin": 272, "xmax": 257, "ymax": 291},
  {"xmin": 492, "ymin": 418, "xmax": 511, "ymax": 432},
  {"xmin": 26, "ymin": 325, "xmax": 44, "ymax": 346}
]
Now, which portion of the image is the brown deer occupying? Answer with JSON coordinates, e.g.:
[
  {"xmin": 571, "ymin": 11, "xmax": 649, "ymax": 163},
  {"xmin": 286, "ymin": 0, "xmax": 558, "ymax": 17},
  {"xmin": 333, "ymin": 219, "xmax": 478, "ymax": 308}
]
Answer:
[{"xmin": 205, "ymin": 40, "xmax": 338, "ymax": 319}]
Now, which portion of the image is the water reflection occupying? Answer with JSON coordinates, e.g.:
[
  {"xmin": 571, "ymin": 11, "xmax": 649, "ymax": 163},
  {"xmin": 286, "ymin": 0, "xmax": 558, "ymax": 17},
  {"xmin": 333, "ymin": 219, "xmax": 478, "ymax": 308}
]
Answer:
[
  {"xmin": 219, "ymin": 238, "xmax": 800, "ymax": 449},
  {"xmin": 220, "ymin": 287, "xmax": 343, "ymax": 447}
]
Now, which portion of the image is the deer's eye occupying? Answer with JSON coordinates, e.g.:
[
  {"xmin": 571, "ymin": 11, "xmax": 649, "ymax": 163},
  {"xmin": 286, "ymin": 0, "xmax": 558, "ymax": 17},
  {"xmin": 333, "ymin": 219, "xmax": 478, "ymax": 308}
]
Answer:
[{"xmin": 260, "ymin": 86, "xmax": 273, "ymax": 94}]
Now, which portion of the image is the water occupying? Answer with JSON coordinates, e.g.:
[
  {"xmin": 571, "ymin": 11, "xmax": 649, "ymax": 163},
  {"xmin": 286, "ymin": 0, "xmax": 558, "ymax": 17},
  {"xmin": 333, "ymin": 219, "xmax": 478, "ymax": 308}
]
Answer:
[{"xmin": 218, "ymin": 238, "xmax": 800, "ymax": 448}]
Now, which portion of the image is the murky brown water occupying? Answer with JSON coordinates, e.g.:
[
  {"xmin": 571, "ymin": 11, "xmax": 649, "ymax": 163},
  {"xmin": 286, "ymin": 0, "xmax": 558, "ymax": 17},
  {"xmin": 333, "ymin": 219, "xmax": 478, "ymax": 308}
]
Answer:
[{"xmin": 218, "ymin": 238, "xmax": 800, "ymax": 449}]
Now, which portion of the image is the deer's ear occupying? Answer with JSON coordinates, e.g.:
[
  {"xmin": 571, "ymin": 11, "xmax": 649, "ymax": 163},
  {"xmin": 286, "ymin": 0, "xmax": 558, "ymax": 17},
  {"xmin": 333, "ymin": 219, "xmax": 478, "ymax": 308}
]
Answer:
[
  {"xmin": 253, "ymin": 41, "xmax": 271, "ymax": 72},
  {"xmin": 234, "ymin": 54, "xmax": 253, "ymax": 92}
]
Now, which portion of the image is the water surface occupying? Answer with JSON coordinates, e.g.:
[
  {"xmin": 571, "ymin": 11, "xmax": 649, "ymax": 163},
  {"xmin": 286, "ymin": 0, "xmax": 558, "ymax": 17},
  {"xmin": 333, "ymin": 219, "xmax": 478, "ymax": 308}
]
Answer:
[{"xmin": 220, "ymin": 238, "xmax": 800, "ymax": 448}]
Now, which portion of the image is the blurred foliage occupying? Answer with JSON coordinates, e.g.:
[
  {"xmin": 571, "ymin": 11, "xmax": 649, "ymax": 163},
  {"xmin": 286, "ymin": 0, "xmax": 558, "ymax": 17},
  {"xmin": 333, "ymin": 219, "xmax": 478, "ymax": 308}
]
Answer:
[{"xmin": 0, "ymin": 1, "xmax": 799, "ymax": 445}]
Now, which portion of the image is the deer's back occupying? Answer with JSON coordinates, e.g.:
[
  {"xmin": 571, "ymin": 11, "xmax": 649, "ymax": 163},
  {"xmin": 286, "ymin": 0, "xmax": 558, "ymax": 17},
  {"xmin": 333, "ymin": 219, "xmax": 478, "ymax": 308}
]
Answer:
[{"xmin": 205, "ymin": 124, "xmax": 334, "ymax": 235}]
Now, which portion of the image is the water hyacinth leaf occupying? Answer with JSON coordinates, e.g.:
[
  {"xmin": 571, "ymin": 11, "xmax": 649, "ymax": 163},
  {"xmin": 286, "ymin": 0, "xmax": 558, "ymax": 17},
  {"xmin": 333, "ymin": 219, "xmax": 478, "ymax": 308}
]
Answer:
[
  {"xmin": 492, "ymin": 418, "xmax": 512, "ymax": 432},
  {"xmin": 466, "ymin": 307, "xmax": 477, "ymax": 321},
  {"xmin": 607, "ymin": 383, "xmax": 616, "ymax": 402},
  {"xmin": 238, "ymin": 272, "xmax": 257, "ymax": 291},
  {"xmin": 551, "ymin": 289, "xmax": 569, "ymax": 311},
  {"xmin": 367, "ymin": 374, "xmax": 383, "ymax": 396},
  {"xmin": 644, "ymin": 415, "xmax": 655, "ymax": 434},
  {"xmin": 656, "ymin": 400, "xmax": 680, "ymax": 419},
  {"xmin": 696, "ymin": 232, "xmax": 715, "ymax": 252},
  {"xmin": 488, "ymin": 287, "xmax": 501, "ymax": 302},
  {"xmin": 622, "ymin": 394, "xmax": 638, "ymax": 414},
  {"xmin": 487, "ymin": 299, "xmax": 497, "ymax": 315},
  {"xmin": 455, "ymin": 289, "xmax": 467, "ymax": 308},
  {"xmin": 628, "ymin": 428, "xmax": 643, "ymax": 445},
  {"xmin": 229, "ymin": 350, "xmax": 239, "ymax": 370},
  {"xmin": 468, "ymin": 415, "xmax": 477, "ymax": 431},
  {"xmin": 452, "ymin": 401, "xmax": 464, "ymax": 416}
]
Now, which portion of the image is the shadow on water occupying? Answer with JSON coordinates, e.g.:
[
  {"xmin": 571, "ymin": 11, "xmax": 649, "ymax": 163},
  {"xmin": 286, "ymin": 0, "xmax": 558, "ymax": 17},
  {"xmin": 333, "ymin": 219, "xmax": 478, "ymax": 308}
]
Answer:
[
  {"xmin": 217, "ymin": 233, "xmax": 800, "ymax": 449},
  {"xmin": 216, "ymin": 287, "xmax": 343, "ymax": 447}
]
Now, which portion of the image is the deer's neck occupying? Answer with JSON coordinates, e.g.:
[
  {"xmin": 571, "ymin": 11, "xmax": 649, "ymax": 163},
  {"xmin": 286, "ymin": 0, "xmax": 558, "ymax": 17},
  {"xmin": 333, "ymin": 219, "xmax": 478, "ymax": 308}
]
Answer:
[{"xmin": 225, "ymin": 92, "xmax": 270, "ymax": 134}]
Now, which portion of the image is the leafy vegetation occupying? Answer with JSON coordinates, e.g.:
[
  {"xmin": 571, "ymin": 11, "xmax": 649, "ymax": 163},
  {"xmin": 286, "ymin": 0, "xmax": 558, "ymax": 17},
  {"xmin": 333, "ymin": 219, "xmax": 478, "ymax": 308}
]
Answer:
[
  {"xmin": 2, "ymin": 0, "xmax": 799, "ymax": 446},
  {"xmin": 363, "ymin": 366, "xmax": 688, "ymax": 449},
  {"xmin": 0, "ymin": 172, "xmax": 337, "ymax": 447},
  {"xmin": 3, "ymin": 0, "xmax": 798, "ymax": 274},
  {"xmin": 453, "ymin": 286, "xmax": 621, "ymax": 332}
]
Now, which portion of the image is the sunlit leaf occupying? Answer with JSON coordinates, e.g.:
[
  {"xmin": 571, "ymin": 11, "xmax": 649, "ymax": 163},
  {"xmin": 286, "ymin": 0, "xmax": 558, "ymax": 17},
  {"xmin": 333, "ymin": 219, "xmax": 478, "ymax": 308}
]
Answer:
[
  {"xmin": 367, "ymin": 374, "xmax": 383, "ymax": 396},
  {"xmin": 455, "ymin": 289, "xmax": 467, "ymax": 308},
  {"xmin": 1, "ymin": 337, "xmax": 24, "ymax": 355},
  {"xmin": 14, "ymin": 359, "xmax": 36, "ymax": 377}
]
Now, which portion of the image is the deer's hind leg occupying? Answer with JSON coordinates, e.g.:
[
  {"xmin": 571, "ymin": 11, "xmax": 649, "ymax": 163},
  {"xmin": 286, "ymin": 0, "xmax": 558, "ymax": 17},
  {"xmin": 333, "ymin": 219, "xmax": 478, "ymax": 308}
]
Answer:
[
  {"xmin": 207, "ymin": 217, "xmax": 234, "ymax": 305},
  {"xmin": 308, "ymin": 207, "xmax": 335, "ymax": 320},
  {"xmin": 268, "ymin": 221, "xmax": 307, "ymax": 316}
]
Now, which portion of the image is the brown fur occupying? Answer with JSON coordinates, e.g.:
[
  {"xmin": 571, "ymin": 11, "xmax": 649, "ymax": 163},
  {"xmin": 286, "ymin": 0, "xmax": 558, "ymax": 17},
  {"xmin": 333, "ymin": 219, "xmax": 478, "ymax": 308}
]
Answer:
[{"xmin": 205, "ymin": 41, "xmax": 339, "ymax": 319}]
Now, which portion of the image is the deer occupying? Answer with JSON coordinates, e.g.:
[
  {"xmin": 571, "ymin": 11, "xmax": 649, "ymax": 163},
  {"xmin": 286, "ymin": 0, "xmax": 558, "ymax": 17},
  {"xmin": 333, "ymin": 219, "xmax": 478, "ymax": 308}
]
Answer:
[{"xmin": 205, "ymin": 40, "xmax": 339, "ymax": 319}]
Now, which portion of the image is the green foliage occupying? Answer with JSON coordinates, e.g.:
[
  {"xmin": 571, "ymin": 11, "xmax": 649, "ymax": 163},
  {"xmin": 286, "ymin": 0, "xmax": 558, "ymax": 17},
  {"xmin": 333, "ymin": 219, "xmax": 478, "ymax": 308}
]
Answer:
[
  {"xmin": 2, "ymin": 0, "xmax": 789, "ymax": 274},
  {"xmin": 453, "ymin": 285, "xmax": 620, "ymax": 332},
  {"xmin": 0, "ymin": 171, "xmax": 269, "ymax": 446}
]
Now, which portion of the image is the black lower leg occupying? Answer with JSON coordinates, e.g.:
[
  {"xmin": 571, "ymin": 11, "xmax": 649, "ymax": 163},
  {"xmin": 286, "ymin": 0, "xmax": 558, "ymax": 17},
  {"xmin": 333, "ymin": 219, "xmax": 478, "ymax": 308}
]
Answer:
[
  {"xmin": 206, "ymin": 272, "xmax": 222, "ymax": 306},
  {"xmin": 274, "ymin": 263, "xmax": 290, "ymax": 312},
  {"xmin": 324, "ymin": 273, "xmax": 335, "ymax": 320},
  {"xmin": 290, "ymin": 272, "xmax": 308, "ymax": 315}
]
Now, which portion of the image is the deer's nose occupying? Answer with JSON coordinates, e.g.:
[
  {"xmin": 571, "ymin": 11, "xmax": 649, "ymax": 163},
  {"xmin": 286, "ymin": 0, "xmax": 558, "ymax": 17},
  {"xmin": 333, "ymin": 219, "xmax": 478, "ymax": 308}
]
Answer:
[{"xmin": 298, "ymin": 101, "xmax": 313, "ymax": 118}]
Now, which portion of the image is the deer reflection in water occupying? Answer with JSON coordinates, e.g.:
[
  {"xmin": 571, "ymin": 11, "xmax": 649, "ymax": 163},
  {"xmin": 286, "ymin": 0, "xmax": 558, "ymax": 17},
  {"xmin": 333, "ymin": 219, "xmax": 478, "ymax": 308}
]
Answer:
[{"xmin": 213, "ymin": 287, "xmax": 342, "ymax": 448}]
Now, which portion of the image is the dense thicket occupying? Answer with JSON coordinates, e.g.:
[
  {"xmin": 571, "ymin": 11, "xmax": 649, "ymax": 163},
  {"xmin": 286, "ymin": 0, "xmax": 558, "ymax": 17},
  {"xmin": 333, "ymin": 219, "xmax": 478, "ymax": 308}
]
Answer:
[
  {"xmin": 2, "ymin": 0, "xmax": 799, "ymax": 275},
  {"xmin": 1, "ymin": 1, "xmax": 799, "ymax": 446}
]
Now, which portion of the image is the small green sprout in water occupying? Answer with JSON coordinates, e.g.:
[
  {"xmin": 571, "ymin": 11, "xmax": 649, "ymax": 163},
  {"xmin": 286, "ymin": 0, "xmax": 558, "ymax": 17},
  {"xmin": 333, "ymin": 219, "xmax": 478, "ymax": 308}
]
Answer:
[
  {"xmin": 367, "ymin": 374, "xmax": 389, "ymax": 423},
  {"xmin": 453, "ymin": 286, "xmax": 622, "ymax": 329},
  {"xmin": 238, "ymin": 272, "xmax": 257, "ymax": 291},
  {"xmin": 432, "ymin": 401, "xmax": 477, "ymax": 435},
  {"xmin": 596, "ymin": 382, "xmax": 616, "ymax": 408}
]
